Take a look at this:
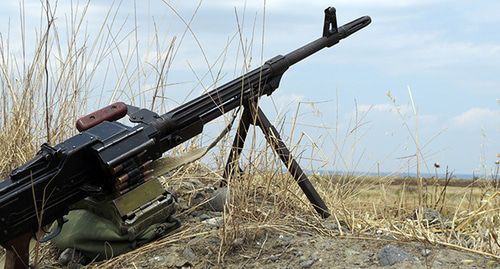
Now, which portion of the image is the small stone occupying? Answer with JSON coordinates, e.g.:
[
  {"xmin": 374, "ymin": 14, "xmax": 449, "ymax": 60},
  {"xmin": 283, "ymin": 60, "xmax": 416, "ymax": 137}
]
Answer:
[
  {"xmin": 378, "ymin": 245, "xmax": 418, "ymax": 266},
  {"xmin": 190, "ymin": 210, "xmax": 202, "ymax": 217},
  {"xmin": 487, "ymin": 260, "xmax": 498, "ymax": 267},
  {"xmin": 345, "ymin": 249, "xmax": 360, "ymax": 256},
  {"xmin": 202, "ymin": 216, "xmax": 223, "ymax": 228},
  {"xmin": 269, "ymin": 255, "xmax": 280, "ymax": 262},
  {"xmin": 232, "ymin": 237, "xmax": 244, "ymax": 247},
  {"xmin": 278, "ymin": 234, "xmax": 293, "ymax": 244},
  {"xmin": 341, "ymin": 227, "xmax": 351, "ymax": 234},
  {"xmin": 66, "ymin": 264, "xmax": 83, "ymax": 269},
  {"xmin": 323, "ymin": 221, "xmax": 339, "ymax": 230},
  {"xmin": 311, "ymin": 252, "xmax": 319, "ymax": 261},
  {"xmin": 190, "ymin": 192, "xmax": 205, "ymax": 205},
  {"xmin": 152, "ymin": 256, "xmax": 164, "ymax": 262},
  {"xmin": 189, "ymin": 178, "xmax": 203, "ymax": 186},
  {"xmin": 299, "ymin": 259, "xmax": 315, "ymax": 268},
  {"xmin": 182, "ymin": 247, "xmax": 197, "ymax": 260},
  {"xmin": 421, "ymin": 248, "xmax": 432, "ymax": 257},
  {"xmin": 461, "ymin": 259, "xmax": 474, "ymax": 265},
  {"xmin": 177, "ymin": 198, "xmax": 189, "ymax": 211},
  {"xmin": 211, "ymin": 211, "xmax": 223, "ymax": 217},
  {"xmin": 381, "ymin": 234, "xmax": 397, "ymax": 240},
  {"xmin": 413, "ymin": 208, "xmax": 443, "ymax": 225},
  {"xmin": 58, "ymin": 248, "xmax": 88, "ymax": 267},
  {"xmin": 198, "ymin": 213, "xmax": 211, "ymax": 221},
  {"xmin": 208, "ymin": 187, "xmax": 229, "ymax": 212}
]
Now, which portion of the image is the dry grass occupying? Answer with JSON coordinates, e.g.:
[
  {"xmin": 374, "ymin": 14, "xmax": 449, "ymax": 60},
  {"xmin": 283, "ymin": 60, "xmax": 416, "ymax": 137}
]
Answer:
[
  {"xmin": 0, "ymin": 1, "xmax": 498, "ymax": 267},
  {"xmin": 91, "ymin": 163, "xmax": 499, "ymax": 267}
]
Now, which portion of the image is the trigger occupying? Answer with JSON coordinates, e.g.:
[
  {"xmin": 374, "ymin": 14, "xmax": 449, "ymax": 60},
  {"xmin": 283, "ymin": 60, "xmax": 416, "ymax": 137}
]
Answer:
[{"xmin": 40, "ymin": 217, "xmax": 67, "ymax": 243}]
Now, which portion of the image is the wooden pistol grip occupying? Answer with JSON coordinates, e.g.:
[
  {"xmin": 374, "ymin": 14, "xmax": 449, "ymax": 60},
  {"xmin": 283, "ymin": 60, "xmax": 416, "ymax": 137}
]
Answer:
[
  {"xmin": 1, "ymin": 233, "xmax": 31, "ymax": 269},
  {"xmin": 76, "ymin": 102, "xmax": 128, "ymax": 132}
]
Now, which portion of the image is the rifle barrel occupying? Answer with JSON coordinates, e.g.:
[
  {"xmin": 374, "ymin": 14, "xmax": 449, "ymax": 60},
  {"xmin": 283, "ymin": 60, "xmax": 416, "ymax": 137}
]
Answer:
[{"xmin": 285, "ymin": 16, "xmax": 371, "ymax": 66}]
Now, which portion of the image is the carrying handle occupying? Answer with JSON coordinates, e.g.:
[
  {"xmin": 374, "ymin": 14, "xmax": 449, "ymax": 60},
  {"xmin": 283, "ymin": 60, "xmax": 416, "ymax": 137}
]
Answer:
[{"xmin": 76, "ymin": 102, "xmax": 128, "ymax": 131}]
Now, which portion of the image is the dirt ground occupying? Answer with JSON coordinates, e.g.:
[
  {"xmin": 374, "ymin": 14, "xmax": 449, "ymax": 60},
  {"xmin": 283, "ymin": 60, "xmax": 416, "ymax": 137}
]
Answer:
[
  {"xmin": 3, "ymin": 229, "xmax": 499, "ymax": 268},
  {"xmin": 90, "ymin": 176, "xmax": 499, "ymax": 269},
  {"xmin": 125, "ymin": 232, "xmax": 499, "ymax": 269},
  {"xmin": 2, "ymin": 176, "xmax": 499, "ymax": 269}
]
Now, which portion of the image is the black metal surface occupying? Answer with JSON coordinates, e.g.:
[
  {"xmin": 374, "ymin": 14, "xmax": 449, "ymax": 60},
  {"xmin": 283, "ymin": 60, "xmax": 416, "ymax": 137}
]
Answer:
[
  {"xmin": 128, "ymin": 107, "xmax": 161, "ymax": 125},
  {"xmin": 223, "ymin": 106, "xmax": 252, "ymax": 180},
  {"xmin": 323, "ymin": 7, "xmax": 338, "ymax": 38}
]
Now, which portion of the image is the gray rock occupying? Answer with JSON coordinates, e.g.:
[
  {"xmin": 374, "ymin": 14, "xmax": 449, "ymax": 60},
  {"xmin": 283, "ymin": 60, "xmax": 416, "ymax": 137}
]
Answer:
[
  {"xmin": 344, "ymin": 249, "xmax": 360, "ymax": 256},
  {"xmin": 151, "ymin": 256, "xmax": 164, "ymax": 263},
  {"xmin": 198, "ymin": 213, "xmax": 211, "ymax": 221},
  {"xmin": 182, "ymin": 247, "xmax": 197, "ymax": 260},
  {"xmin": 232, "ymin": 237, "xmax": 244, "ymax": 247},
  {"xmin": 299, "ymin": 259, "xmax": 316, "ymax": 268},
  {"xmin": 177, "ymin": 198, "xmax": 189, "ymax": 211},
  {"xmin": 211, "ymin": 211, "xmax": 223, "ymax": 217},
  {"xmin": 293, "ymin": 250, "xmax": 304, "ymax": 257},
  {"xmin": 413, "ymin": 208, "xmax": 443, "ymax": 225},
  {"xmin": 323, "ymin": 221, "xmax": 339, "ymax": 230},
  {"xmin": 421, "ymin": 248, "xmax": 432, "ymax": 257},
  {"xmin": 208, "ymin": 187, "xmax": 229, "ymax": 212},
  {"xmin": 311, "ymin": 252, "xmax": 319, "ymax": 261},
  {"xmin": 378, "ymin": 245, "xmax": 418, "ymax": 266},
  {"xmin": 269, "ymin": 255, "xmax": 280, "ymax": 262},
  {"xmin": 380, "ymin": 234, "xmax": 397, "ymax": 240},
  {"xmin": 58, "ymin": 248, "xmax": 88, "ymax": 267},
  {"xmin": 202, "ymin": 216, "xmax": 223, "ymax": 228},
  {"xmin": 189, "ymin": 178, "xmax": 204, "ymax": 187},
  {"xmin": 323, "ymin": 221, "xmax": 351, "ymax": 235},
  {"xmin": 191, "ymin": 191, "xmax": 205, "ymax": 206},
  {"xmin": 190, "ymin": 210, "xmax": 202, "ymax": 217},
  {"xmin": 278, "ymin": 234, "xmax": 294, "ymax": 244}
]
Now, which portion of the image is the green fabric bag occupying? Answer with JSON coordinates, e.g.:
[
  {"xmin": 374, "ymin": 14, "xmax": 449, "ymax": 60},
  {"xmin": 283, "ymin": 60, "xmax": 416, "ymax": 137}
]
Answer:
[{"xmin": 52, "ymin": 207, "xmax": 180, "ymax": 261}]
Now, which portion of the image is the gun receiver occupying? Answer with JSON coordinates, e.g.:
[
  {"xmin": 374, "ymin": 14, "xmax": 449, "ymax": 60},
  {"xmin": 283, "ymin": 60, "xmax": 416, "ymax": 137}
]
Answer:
[{"xmin": 0, "ymin": 7, "xmax": 370, "ymax": 268}]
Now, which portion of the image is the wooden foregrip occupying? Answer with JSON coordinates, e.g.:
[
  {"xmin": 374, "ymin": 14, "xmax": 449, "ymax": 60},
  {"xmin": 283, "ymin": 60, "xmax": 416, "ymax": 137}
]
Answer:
[{"xmin": 76, "ymin": 102, "xmax": 128, "ymax": 132}]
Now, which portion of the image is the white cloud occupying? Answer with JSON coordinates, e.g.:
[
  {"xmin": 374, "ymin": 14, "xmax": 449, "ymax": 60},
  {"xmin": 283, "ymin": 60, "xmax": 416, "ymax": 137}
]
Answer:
[{"xmin": 452, "ymin": 108, "xmax": 499, "ymax": 127}]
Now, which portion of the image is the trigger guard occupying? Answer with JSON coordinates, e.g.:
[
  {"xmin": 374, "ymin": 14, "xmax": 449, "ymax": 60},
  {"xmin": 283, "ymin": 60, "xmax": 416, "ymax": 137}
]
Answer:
[{"xmin": 40, "ymin": 217, "xmax": 67, "ymax": 243}]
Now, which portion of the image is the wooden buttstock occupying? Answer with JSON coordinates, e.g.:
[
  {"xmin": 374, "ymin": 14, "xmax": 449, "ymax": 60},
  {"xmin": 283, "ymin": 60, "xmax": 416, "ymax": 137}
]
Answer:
[{"xmin": 76, "ymin": 102, "xmax": 128, "ymax": 132}]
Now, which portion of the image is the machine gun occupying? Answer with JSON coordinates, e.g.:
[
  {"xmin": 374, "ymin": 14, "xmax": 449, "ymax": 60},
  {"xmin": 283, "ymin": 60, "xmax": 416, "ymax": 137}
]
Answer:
[{"xmin": 0, "ymin": 7, "xmax": 370, "ymax": 268}]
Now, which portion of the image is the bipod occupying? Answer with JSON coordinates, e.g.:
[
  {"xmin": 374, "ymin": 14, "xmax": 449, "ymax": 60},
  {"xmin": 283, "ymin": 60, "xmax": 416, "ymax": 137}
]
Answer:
[{"xmin": 223, "ymin": 103, "xmax": 330, "ymax": 218}]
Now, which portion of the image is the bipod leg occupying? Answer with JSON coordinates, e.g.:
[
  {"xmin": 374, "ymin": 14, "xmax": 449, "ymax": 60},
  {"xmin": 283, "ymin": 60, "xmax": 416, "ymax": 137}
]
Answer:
[
  {"xmin": 1, "ymin": 232, "xmax": 31, "ymax": 269},
  {"xmin": 252, "ymin": 106, "xmax": 330, "ymax": 218},
  {"xmin": 222, "ymin": 106, "xmax": 252, "ymax": 185}
]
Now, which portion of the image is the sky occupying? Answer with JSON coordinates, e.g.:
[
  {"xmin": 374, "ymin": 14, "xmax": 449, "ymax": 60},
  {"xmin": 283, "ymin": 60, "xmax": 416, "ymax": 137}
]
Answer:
[{"xmin": 0, "ymin": 0, "xmax": 498, "ymax": 176}]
